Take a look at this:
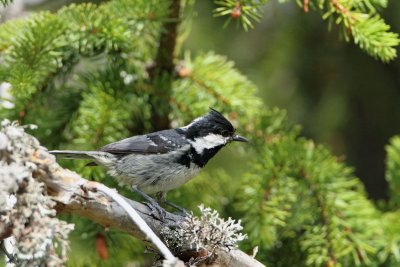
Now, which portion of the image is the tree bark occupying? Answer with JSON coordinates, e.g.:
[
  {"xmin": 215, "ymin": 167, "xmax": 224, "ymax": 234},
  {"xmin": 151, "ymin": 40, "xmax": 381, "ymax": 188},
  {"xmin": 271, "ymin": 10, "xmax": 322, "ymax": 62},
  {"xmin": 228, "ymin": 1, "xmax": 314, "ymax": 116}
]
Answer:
[
  {"xmin": 27, "ymin": 148, "xmax": 264, "ymax": 267},
  {"xmin": 149, "ymin": 0, "xmax": 181, "ymax": 131}
]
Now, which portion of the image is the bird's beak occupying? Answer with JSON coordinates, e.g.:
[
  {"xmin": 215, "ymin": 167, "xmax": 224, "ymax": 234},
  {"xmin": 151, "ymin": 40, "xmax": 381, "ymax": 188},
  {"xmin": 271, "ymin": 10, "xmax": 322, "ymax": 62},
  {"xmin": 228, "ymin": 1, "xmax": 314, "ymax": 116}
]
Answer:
[{"xmin": 231, "ymin": 134, "xmax": 249, "ymax": 142}]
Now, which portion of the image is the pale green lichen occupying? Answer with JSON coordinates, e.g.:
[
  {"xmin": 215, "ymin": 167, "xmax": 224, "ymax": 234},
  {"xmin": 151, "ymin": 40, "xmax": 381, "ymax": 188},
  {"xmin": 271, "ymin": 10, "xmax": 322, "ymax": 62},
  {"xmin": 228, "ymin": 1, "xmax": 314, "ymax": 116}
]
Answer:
[
  {"xmin": 162, "ymin": 205, "xmax": 247, "ymax": 256},
  {"xmin": 0, "ymin": 120, "xmax": 74, "ymax": 267}
]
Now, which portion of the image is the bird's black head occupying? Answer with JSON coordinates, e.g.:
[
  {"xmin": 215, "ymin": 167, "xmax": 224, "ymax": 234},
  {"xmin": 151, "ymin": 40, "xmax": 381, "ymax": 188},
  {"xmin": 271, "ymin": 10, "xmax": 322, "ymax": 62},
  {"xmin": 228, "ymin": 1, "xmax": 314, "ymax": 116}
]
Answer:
[{"xmin": 178, "ymin": 108, "xmax": 248, "ymax": 167}]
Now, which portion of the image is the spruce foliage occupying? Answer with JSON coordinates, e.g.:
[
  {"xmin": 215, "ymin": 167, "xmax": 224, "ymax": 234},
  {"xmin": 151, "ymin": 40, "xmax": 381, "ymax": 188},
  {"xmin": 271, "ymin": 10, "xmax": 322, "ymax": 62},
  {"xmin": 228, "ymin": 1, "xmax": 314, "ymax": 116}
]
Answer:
[
  {"xmin": 1, "ymin": 0, "xmax": 400, "ymax": 266},
  {"xmin": 215, "ymin": 0, "xmax": 400, "ymax": 62}
]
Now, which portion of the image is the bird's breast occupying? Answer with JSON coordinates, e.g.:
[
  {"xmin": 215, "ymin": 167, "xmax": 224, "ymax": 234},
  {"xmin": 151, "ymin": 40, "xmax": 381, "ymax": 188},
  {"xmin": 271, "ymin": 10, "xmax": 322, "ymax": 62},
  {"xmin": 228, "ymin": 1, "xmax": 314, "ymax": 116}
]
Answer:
[
  {"xmin": 141, "ymin": 162, "xmax": 201, "ymax": 194},
  {"xmin": 109, "ymin": 145, "xmax": 201, "ymax": 194}
]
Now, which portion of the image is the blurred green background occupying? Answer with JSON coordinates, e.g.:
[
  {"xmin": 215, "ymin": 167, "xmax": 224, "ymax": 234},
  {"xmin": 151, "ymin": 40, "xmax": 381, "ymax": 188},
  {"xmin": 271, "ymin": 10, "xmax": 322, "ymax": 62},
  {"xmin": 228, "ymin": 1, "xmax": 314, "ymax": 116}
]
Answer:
[{"xmin": 183, "ymin": 0, "xmax": 400, "ymax": 200}]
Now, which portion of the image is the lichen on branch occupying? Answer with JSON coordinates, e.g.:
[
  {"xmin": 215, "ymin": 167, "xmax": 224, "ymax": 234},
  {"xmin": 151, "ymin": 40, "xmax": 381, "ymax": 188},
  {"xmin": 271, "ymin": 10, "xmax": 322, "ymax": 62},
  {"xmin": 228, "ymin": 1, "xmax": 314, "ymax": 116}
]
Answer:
[{"xmin": 0, "ymin": 120, "xmax": 74, "ymax": 267}]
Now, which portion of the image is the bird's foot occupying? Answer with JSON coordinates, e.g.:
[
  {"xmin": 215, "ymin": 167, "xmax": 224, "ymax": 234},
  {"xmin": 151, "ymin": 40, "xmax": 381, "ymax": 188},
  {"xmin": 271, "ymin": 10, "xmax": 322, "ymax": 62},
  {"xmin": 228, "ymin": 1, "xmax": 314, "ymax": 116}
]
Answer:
[
  {"xmin": 154, "ymin": 192, "xmax": 190, "ymax": 217},
  {"xmin": 132, "ymin": 186, "xmax": 167, "ymax": 221},
  {"xmin": 164, "ymin": 201, "xmax": 190, "ymax": 217},
  {"xmin": 143, "ymin": 199, "xmax": 167, "ymax": 221}
]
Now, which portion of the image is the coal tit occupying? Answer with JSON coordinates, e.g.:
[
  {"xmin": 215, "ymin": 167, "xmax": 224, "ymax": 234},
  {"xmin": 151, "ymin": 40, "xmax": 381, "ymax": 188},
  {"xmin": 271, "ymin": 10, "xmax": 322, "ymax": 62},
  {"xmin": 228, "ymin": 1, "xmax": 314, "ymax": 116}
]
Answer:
[{"xmin": 50, "ymin": 108, "xmax": 248, "ymax": 215}]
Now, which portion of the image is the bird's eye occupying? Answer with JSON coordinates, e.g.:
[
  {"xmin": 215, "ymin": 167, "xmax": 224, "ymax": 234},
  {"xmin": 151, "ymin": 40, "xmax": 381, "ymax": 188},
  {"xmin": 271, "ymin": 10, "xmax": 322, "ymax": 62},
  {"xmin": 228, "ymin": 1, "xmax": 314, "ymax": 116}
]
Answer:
[{"xmin": 221, "ymin": 131, "xmax": 230, "ymax": 137}]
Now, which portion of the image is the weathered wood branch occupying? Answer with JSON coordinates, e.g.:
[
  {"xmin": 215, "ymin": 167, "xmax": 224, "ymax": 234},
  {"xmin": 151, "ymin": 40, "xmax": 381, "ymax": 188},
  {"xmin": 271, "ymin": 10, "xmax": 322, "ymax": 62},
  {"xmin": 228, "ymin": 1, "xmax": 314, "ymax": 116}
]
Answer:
[{"xmin": 29, "ymin": 147, "xmax": 264, "ymax": 267}]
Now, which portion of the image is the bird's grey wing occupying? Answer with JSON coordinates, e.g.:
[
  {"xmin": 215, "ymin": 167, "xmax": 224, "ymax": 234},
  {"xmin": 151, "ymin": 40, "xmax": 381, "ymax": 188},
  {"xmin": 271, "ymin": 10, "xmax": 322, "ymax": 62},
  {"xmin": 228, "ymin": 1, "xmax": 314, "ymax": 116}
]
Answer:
[{"xmin": 98, "ymin": 129, "xmax": 189, "ymax": 155}]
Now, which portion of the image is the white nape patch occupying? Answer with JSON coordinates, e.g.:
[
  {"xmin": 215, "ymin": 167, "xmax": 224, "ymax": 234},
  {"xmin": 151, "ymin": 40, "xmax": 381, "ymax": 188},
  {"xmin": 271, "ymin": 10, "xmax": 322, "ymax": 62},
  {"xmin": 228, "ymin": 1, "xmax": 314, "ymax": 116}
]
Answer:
[
  {"xmin": 181, "ymin": 117, "xmax": 203, "ymax": 130},
  {"xmin": 190, "ymin": 134, "xmax": 229, "ymax": 154}
]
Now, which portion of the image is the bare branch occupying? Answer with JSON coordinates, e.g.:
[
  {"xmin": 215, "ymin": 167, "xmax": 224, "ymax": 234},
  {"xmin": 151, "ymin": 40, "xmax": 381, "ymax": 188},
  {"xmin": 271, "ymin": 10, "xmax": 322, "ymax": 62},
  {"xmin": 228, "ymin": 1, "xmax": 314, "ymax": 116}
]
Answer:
[{"xmin": 82, "ymin": 182, "xmax": 177, "ymax": 264}]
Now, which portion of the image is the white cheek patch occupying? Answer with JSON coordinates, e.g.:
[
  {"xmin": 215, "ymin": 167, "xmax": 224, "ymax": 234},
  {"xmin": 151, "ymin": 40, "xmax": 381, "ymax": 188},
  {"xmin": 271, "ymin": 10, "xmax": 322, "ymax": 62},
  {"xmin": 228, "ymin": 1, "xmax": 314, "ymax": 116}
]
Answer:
[{"xmin": 190, "ymin": 134, "xmax": 229, "ymax": 154}]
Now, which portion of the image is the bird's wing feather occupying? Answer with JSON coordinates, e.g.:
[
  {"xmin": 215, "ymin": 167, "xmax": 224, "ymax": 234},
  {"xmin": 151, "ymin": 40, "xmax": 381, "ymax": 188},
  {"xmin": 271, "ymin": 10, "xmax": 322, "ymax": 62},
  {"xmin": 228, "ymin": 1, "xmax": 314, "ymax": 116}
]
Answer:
[{"xmin": 98, "ymin": 129, "xmax": 188, "ymax": 155}]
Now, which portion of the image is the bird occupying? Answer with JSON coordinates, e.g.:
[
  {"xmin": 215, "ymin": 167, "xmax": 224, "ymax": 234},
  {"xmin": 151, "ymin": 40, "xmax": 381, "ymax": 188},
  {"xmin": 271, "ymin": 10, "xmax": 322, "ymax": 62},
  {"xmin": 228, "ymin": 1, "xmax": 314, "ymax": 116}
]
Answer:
[{"xmin": 50, "ymin": 108, "xmax": 248, "ymax": 217}]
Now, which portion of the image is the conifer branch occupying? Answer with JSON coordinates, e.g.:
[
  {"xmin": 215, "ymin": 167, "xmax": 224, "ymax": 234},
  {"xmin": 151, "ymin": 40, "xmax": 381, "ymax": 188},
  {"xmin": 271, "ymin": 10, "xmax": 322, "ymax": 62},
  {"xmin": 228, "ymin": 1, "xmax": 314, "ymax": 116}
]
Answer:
[
  {"xmin": 214, "ymin": 0, "xmax": 400, "ymax": 62},
  {"xmin": 331, "ymin": 0, "xmax": 349, "ymax": 15},
  {"xmin": 312, "ymin": 184, "xmax": 337, "ymax": 264},
  {"xmin": 302, "ymin": 169, "xmax": 338, "ymax": 266},
  {"xmin": 187, "ymin": 74, "xmax": 230, "ymax": 105},
  {"xmin": 171, "ymin": 52, "xmax": 262, "ymax": 123},
  {"xmin": 386, "ymin": 136, "xmax": 400, "ymax": 208}
]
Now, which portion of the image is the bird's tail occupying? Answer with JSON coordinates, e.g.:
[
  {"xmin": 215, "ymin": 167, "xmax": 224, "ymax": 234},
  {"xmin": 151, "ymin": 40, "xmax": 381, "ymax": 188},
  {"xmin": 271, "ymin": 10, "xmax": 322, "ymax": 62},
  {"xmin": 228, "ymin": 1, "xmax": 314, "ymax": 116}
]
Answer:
[
  {"xmin": 49, "ymin": 150, "xmax": 99, "ymax": 160},
  {"xmin": 50, "ymin": 150, "xmax": 116, "ymax": 167}
]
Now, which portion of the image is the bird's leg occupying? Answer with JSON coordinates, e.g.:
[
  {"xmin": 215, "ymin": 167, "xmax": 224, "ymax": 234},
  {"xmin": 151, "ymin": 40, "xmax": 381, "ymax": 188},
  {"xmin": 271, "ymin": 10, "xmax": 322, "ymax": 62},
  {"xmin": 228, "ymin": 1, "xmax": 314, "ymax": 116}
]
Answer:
[
  {"xmin": 155, "ymin": 192, "xmax": 190, "ymax": 216},
  {"xmin": 131, "ymin": 186, "xmax": 166, "ymax": 220},
  {"xmin": 165, "ymin": 201, "xmax": 190, "ymax": 216}
]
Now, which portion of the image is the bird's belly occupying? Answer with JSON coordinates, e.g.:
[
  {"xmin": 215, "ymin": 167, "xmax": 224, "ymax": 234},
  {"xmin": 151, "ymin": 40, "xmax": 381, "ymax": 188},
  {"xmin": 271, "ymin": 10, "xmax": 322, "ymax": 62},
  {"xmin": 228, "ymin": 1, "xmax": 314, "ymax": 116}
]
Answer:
[
  {"xmin": 109, "ymin": 153, "xmax": 201, "ymax": 194},
  {"xmin": 140, "ymin": 163, "xmax": 201, "ymax": 194}
]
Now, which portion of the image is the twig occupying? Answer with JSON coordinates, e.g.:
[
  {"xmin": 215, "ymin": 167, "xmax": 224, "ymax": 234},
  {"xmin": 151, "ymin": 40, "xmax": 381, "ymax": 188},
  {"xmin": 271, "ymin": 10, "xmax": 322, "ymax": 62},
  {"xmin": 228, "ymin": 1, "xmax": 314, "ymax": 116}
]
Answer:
[
  {"xmin": 315, "ymin": 192, "xmax": 336, "ymax": 264},
  {"xmin": 330, "ymin": 0, "xmax": 356, "ymax": 23},
  {"xmin": 83, "ymin": 183, "xmax": 177, "ymax": 264},
  {"xmin": 187, "ymin": 74, "xmax": 230, "ymax": 105},
  {"xmin": 302, "ymin": 170, "xmax": 337, "ymax": 264},
  {"xmin": 303, "ymin": 0, "xmax": 309, "ymax": 13},
  {"xmin": 331, "ymin": 0, "xmax": 348, "ymax": 14}
]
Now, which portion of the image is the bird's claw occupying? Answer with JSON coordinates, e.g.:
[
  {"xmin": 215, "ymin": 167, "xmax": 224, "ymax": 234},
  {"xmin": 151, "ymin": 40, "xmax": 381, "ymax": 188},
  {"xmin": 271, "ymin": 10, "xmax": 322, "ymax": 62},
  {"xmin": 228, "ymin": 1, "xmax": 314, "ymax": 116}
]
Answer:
[
  {"xmin": 164, "ymin": 201, "xmax": 190, "ymax": 217},
  {"xmin": 143, "ymin": 201, "xmax": 167, "ymax": 221}
]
